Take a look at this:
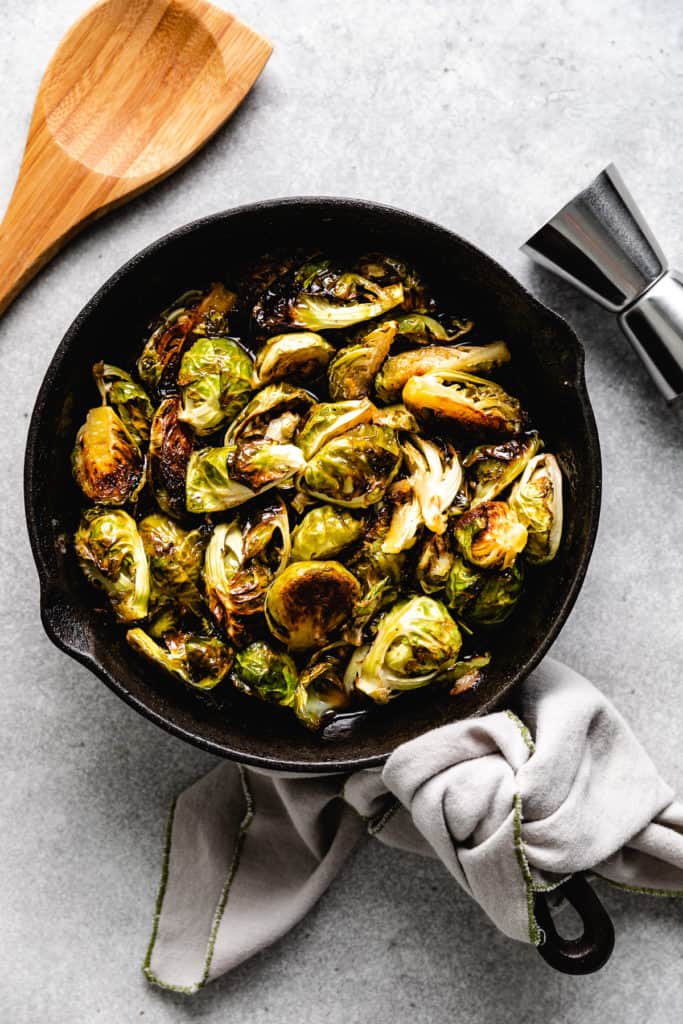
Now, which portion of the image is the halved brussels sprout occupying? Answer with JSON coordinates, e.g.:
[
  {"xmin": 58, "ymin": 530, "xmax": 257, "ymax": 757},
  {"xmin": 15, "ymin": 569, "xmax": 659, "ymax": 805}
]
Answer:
[
  {"xmin": 469, "ymin": 563, "xmax": 524, "ymax": 626},
  {"xmin": 393, "ymin": 313, "xmax": 473, "ymax": 345},
  {"xmin": 371, "ymin": 403, "xmax": 419, "ymax": 432},
  {"xmin": 93, "ymin": 362, "xmax": 153, "ymax": 447},
  {"xmin": 74, "ymin": 508, "xmax": 149, "ymax": 622},
  {"xmin": 327, "ymin": 320, "xmax": 397, "ymax": 401},
  {"xmin": 382, "ymin": 479, "xmax": 422, "ymax": 555},
  {"xmin": 296, "ymin": 398, "xmax": 375, "ymax": 460},
  {"xmin": 72, "ymin": 406, "xmax": 144, "ymax": 506},
  {"xmin": 375, "ymin": 341, "xmax": 511, "ymax": 402},
  {"xmin": 186, "ymin": 447, "xmax": 254, "ymax": 513},
  {"xmin": 403, "ymin": 370, "xmax": 525, "ymax": 435},
  {"xmin": 454, "ymin": 501, "xmax": 527, "ymax": 570},
  {"xmin": 204, "ymin": 498, "xmax": 291, "ymax": 645},
  {"xmin": 402, "ymin": 435, "xmax": 463, "ymax": 535},
  {"xmin": 302, "ymin": 424, "xmax": 402, "ymax": 508},
  {"xmin": 229, "ymin": 439, "xmax": 306, "ymax": 492},
  {"xmin": 344, "ymin": 596, "xmax": 462, "ymax": 703},
  {"xmin": 508, "ymin": 453, "xmax": 563, "ymax": 565},
  {"xmin": 417, "ymin": 532, "xmax": 455, "ymax": 594},
  {"xmin": 138, "ymin": 283, "xmax": 236, "ymax": 394},
  {"xmin": 254, "ymin": 332, "xmax": 334, "ymax": 386},
  {"xmin": 265, "ymin": 560, "xmax": 362, "ymax": 651},
  {"xmin": 127, "ymin": 628, "xmax": 232, "ymax": 690},
  {"xmin": 232, "ymin": 642, "xmax": 298, "ymax": 706},
  {"xmin": 290, "ymin": 505, "xmax": 364, "ymax": 562},
  {"xmin": 224, "ymin": 383, "xmax": 315, "ymax": 445},
  {"xmin": 253, "ymin": 257, "xmax": 404, "ymax": 333},
  {"xmin": 177, "ymin": 336, "xmax": 253, "ymax": 435},
  {"xmin": 356, "ymin": 254, "xmax": 432, "ymax": 312},
  {"xmin": 148, "ymin": 397, "xmax": 195, "ymax": 518},
  {"xmin": 139, "ymin": 513, "xmax": 207, "ymax": 621},
  {"xmin": 464, "ymin": 432, "xmax": 541, "ymax": 505},
  {"xmin": 444, "ymin": 553, "xmax": 484, "ymax": 618},
  {"xmin": 294, "ymin": 644, "xmax": 354, "ymax": 729}
]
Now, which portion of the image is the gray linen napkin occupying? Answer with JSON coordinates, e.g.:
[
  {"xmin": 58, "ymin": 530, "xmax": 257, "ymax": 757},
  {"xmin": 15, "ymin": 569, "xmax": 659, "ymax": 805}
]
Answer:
[{"xmin": 143, "ymin": 658, "xmax": 683, "ymax": 993}]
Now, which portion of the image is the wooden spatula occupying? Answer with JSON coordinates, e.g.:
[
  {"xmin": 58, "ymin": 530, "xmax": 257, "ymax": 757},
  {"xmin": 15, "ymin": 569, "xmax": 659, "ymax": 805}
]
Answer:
[{"xmin": 0, "ymin": 0, "xmax": 271, "ymax": 315}]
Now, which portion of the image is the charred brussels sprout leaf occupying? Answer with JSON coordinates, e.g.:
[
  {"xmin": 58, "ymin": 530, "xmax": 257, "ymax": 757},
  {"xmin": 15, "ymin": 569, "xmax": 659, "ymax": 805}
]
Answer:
[
  {"xmin": 232, "ymin": 642, "xmax": 298, "ymax": 706},
  {"xmin": 186, "ymin": 447, "xmax": 254, "ymax": 513},
  {"xmin": 225, "ymin": 383, "xmax": 315, "ymax": 445},
  {"xmin": 294, "ymin": 644, "xmax": 354, "ymax": 729},
  {"xmin": 375, "ymin": 341, "xmax": 511, "ymax": 403},
  {"xmin": 265, "ymin": 561, "xmax": 362, "ymax": 651},
  {"xmin": 177, "ymin": 337, "xmax": 253, "ymax": 435},
  {"xmin": 139, "ymin": 513, "xmax": 207, "ymax": 621},
  {"xmin": 290, "ymin": 505, "xmax": 364, "ymax": 562},
  {"xmin": 253, "ymin": 257, "xmax": 404, "ymax": 333},
  {"xmin": 302, "ymin": 424, "xmax": 402, "ymax": 508},
  {"xmin": 296, "ymin": 398, "xmax": 375, "ymax": 460},
  {"xmin": 382, "ymin": 478, "xmax": 422, "ymax": 555},
  {"xmin": 93, "ymin": 362, "xmax": 153, "ymax": 447},
  {"xmin": 127, "ymin": 628, "xmax": 232, "ymax": 690},
  {"xmin": 345, "ymin": 596, "xmax": 462, "ymax": 703},
  {"xmin": 228, "ymin": 439, "xmax": 305, "ymax": 492},
  {"xmin": 417, "ymin": 532, "xmax": 455, "ymax": 595},
  {"xmin": 75, "ymin": 508, "xmax": 149, "ymax": 622},
  {"xmin": 148, "ymin": 397, "xmax": 195, "ymax": 518},
  {"xmin": 447, "ymin": 653, "xmax": 491, "ymax": 695},
  {"xmin": 454, "ymin": 501, "xmax": 527, "ymax": 571},
  {"xmin": 72, "ymin": 406, "xmax": 144, "ymax": 506},
  {"xmin": 254, "ymin": 332, "xmax": 335, "ymax": 386},
  {"xmin": 509, "ymin": 453, "xmax": 563, "ymax": 564},
  {"xmin": 403, "ymin": 370, "xmax": 525, "ymax": 434},
  {"xmin": 327, "ymin": 320, "xmax": 397, "ymax": 401},
  {"xmin": 464, "ymin": 432, "xmax": 541, "ymax": 505},
  {"xmin": 393, "ymin": 313, "xmax": 474, "ymax": 345}
]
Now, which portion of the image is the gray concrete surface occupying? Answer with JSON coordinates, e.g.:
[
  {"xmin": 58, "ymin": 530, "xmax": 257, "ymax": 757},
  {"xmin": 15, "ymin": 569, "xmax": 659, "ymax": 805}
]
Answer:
[{"xmin": 1, "ymin": 0, "xmax": 681, "ymax": 1020}]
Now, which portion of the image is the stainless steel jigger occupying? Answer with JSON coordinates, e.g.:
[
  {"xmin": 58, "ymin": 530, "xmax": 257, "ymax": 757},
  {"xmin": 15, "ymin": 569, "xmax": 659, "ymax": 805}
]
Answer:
[{"xmin": 522, "ymin": 163, "xmax": 683, "ymax": 403}]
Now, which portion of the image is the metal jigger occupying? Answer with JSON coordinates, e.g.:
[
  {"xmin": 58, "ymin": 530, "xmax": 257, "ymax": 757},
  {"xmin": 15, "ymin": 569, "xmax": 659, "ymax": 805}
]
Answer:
[{"xmin": 522, "ymin": 163, "xmax": 683, "ymax": 403}]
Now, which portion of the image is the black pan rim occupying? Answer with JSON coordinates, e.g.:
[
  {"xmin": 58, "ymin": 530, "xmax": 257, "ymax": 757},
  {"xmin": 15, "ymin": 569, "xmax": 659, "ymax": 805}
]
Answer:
[{"xmin": 24, "ymin": 196, "xmax": 602, "ymax": 773}]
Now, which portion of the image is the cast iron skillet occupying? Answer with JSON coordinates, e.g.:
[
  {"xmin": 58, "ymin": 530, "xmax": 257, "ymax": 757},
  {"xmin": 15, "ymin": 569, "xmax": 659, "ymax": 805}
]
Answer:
[{"xmin": 25, "ymin": 198, "xmax": 605, "ymax": 971}]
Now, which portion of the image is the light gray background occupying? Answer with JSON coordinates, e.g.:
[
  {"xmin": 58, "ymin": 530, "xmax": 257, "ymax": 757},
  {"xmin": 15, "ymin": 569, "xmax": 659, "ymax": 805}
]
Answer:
[{"xmin": 1, "ymin": 0, "xmax": 681, "ymax": 1020}]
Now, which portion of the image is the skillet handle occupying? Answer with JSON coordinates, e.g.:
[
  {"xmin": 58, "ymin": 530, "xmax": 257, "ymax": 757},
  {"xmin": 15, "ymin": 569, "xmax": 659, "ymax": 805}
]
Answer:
[{"xmin": 534, "ymin": 873, "xmax": 615, "ymax": 974}]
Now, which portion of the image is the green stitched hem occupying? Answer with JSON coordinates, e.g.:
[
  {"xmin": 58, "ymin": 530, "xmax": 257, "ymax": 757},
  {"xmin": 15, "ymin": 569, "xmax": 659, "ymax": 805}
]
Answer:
[
  {"xmin": 368, "ymin": 798, "xmax": 399, "ymax": 836},
  {"xmin": 595, "ymin": 873, "xmax": 683, "ymax": 898},
  {"xmin": 504, "ymin": 710, "xmax": 535, "ymax": 754},
  {"xmin": 512, "ymin": 792, "xmax": 542, "ymax": 945},
  {"xmin": 142, "ymin": 766, "xmax": 256, "ymax": 994}
]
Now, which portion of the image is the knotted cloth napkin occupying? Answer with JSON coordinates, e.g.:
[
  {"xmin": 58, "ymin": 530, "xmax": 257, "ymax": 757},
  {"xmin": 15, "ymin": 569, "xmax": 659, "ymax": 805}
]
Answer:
[{"xmin": 143, "ymin": 659, "xmax": 683, "ymax": 993}]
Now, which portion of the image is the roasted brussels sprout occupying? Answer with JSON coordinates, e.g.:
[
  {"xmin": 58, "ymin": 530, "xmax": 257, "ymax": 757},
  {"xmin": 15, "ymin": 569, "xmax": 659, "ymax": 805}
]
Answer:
[
  {"xmin": 138, "ymin": 283, "xmax": 236, "ymax": 394},
  {"xmin": 371, "ymin": 403, "xmax": 419, "ymax": 432},
  {"xmin": 232, "ymin": 642, "xmax": 298, "ymax": 706},
  {"xmin": 228, "ymin": 439, "xmax": 306, "ymax": 492},
  {"xmin": 139, "ymin": 513, "xmax": 206, "ymax": 621},
  {"xmin": 296, "ymin": 398, "xmax": 375, "ymax": 459},
  {"xmin": 253, "ymin": 258, "xmax": 404, "ymax": 333},
  {"xmin": 509, "ymin": 453, "xmax": 563, "ymax": 564},
  {"xmin": 254, "ymin": 332, "xmax": 335, "ymax": 386},
  {"xmin": 74, "ymin": 508, "xmax": 149, "ymax": 622},
  {"xmin": 393, "ymin": 313, "xmax": 473, "ymax": 345},
  {"xmin": 93, "ymin": 362, "xmax": 153, "ymax": 447},
  {"xmin": 443, "ymin": 553, "xmax": 484, "ymax": 617},
  {"xmin": 454, "ymin": 501, "xmax": 527, "ymax": 571},
  {"xmin": 375, "ymin": 341, "xmax": 511, "ymax": 402},
  {"xmin": 127, "ymin": 628, "xmax": 232, "ymax": 690},
  {"xmin": 290, "ymin": 505, "xmax": 364, "ymax": 562},
  {"xmin": 302, "ymin": 424, "xmax": 402, "ymax": 508},
  {"xmin": 469, "ymin": 563, "xmax": 524, "ymax": 626},
  {"xmin": 72, "ymin": 405, "xmax": 144, "ymax": 506},
  {"xmin": 204, "ymin": 498, "xmax": 290, "ymax": 645},
  {"xmin": 148, "ymin": 397, "xmax": 194, "ymax": 518},
  {"xmin": 225, "ymin": 383, "xmax": 315, "ymax": 445},
  {"xmin": 327, "ymin": 320, "xmax": 397, "ymax": 400},
  {"xmin": 177, "ymin": 336, "xmax": 253, "ymax": 435},
  {"xmin": 382, "ymin": 478, "xmax": 422, "ymax": 555},
  {"xmin": 345, "ymin": 596, "xmax": 462, "ymax": 703},
  {"xmin": 464, "ymin": 432, "xmax": 541, "ymax": 505},
  {"xmin": 265, "ymin": 561, "xmax": 362, "ymax": 651},
  {"xmin": 186, "ymin": 447, "xmax": 254, "ymax": 513},
  {"xmin": 403, "ymin": 370, "xmax": 525, "ymax": 435},
  {"xmin": 356, "ymin": 254, "xmax": 432, "ymax": 312},
  {"xmin": 417, "ymin": 532, "xmax": 455, "ymax": 594},
  {"xmin": 402, "ymin": 435, "xmax": 463, "ymax": 535},
  {"xmin": 294, "ymin": 644, "xmax": 354, "ymax": 729}
]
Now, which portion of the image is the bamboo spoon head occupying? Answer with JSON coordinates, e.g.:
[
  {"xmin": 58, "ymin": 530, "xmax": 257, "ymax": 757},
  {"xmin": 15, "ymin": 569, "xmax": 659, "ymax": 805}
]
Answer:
[{"xmin": 39, "ymin": 0, "xmax": 272, "ymax": 182}]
